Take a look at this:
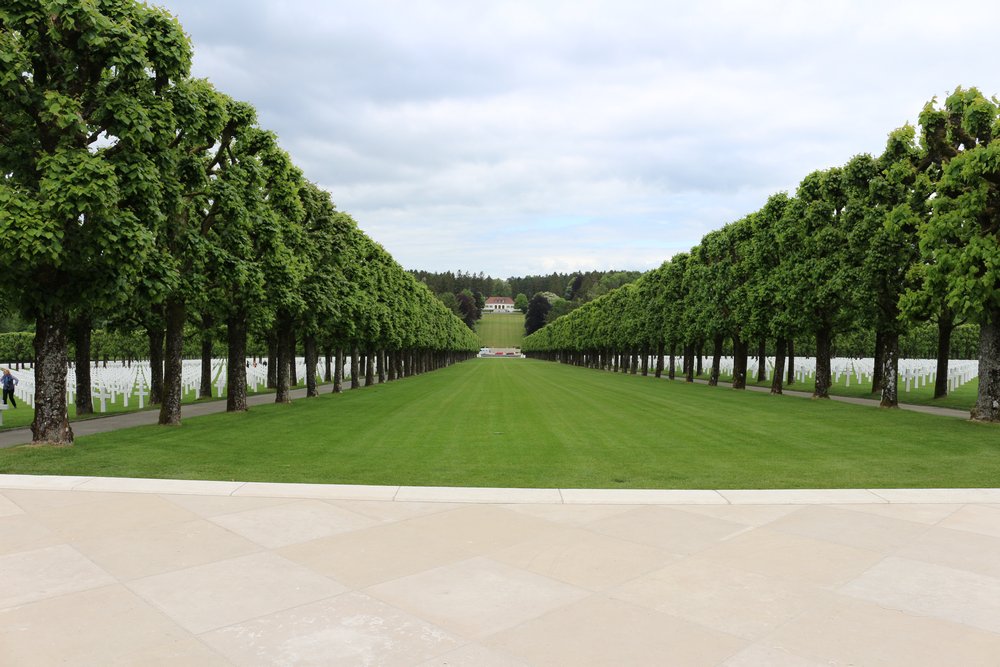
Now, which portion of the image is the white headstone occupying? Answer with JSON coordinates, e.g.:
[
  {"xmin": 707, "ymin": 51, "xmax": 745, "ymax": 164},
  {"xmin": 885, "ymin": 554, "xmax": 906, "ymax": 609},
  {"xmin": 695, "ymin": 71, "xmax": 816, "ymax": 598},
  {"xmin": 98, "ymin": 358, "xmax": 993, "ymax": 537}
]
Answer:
[{"xmin": 94, "ymin": 387, "xmax": 111, "ymax": 412}]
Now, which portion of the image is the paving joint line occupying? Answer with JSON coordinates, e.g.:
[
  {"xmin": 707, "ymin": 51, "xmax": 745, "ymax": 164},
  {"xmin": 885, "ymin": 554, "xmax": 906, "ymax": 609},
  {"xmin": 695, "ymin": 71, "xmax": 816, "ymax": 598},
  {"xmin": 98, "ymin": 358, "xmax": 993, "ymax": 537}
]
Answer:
[{"xmin": 867, "ymin": 489, "xmax": 892, "ymax": 503}]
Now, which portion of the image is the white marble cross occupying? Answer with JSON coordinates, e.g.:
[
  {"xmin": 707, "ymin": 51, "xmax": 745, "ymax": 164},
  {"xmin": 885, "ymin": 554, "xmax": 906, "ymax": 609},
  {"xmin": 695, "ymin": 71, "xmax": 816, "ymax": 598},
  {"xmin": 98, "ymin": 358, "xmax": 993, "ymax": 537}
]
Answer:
[{"xmin": 93, "ymin": 387, "xmax": 112, "ymax": 412}]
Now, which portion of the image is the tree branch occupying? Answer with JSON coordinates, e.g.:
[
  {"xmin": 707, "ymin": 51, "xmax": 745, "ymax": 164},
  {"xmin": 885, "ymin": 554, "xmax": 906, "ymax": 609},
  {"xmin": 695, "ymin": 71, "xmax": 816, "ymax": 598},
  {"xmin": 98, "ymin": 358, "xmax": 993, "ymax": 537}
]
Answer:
[
  {"xmin": 200, "ymin": 198, "xmax": 221, "ymax": 235},
  {"xmin": 207, "ymin": 122, "xmax": 236, "ymax": 171}
]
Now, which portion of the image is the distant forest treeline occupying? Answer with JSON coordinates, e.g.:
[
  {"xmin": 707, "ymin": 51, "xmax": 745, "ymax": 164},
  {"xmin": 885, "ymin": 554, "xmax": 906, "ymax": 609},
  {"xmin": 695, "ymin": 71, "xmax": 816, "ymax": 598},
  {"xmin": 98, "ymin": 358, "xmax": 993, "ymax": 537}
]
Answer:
[
  {"xmin": 410, "ymin": 269, "xmax": 644, "ymax": 332},
  {"xmin": 409, "ymin": 269, "xmax": 643, "ymax": 304}
]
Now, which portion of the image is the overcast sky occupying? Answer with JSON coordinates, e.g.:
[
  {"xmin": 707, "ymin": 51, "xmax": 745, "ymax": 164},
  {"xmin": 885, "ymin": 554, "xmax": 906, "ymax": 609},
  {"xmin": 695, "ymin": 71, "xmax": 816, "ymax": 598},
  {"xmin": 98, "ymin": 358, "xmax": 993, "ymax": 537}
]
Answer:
[{"xmin": 152, "ymin": 0, "xmax": 1000, "ymax": 278}]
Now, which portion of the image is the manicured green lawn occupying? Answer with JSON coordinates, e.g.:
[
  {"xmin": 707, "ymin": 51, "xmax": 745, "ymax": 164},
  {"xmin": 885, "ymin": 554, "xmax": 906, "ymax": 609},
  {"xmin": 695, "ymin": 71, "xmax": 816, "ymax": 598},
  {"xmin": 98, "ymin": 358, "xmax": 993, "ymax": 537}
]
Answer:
[
  {"xmin": 477, "ymin": 312, "xmax": 525, "ymax": 348},
  {"xmin": 1, "ymin": 359, "xmax": 997, "ymax": 489}
]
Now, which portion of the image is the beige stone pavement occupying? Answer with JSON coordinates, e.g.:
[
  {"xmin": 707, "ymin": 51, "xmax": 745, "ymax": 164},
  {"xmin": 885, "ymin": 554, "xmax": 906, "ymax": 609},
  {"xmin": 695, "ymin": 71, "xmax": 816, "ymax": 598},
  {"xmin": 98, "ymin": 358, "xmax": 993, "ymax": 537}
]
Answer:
[{"xmin": 2, "ymin": 477, "xmax": 1000, "ymax": 665}]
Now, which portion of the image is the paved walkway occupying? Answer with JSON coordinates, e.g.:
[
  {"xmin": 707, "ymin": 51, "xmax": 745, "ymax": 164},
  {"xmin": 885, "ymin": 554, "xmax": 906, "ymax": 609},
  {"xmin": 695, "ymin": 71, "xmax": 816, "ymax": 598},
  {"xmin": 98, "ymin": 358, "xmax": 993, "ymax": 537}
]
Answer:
[
  {"xmin": 2, "ymin": 476, "xmax": 1000, "ymax": 665},
  {"xmin": 0, "ymin": 388, "xmax": 314, "ymax": 449}
]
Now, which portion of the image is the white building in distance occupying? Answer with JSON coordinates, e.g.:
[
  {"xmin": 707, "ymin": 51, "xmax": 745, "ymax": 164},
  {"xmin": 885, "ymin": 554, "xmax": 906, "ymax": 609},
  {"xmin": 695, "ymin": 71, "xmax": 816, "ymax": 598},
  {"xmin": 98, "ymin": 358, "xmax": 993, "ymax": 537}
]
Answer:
[{"xmin": 483, "ymin": 296, "xmax": 516, "ymax": 313}]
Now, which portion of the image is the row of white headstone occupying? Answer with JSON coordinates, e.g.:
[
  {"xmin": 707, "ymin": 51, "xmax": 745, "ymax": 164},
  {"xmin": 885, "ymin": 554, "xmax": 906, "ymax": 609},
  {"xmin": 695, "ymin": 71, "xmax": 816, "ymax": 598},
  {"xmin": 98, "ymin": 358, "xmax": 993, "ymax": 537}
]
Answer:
[
  {"xmin": 643, "ymin": 356, "xmax": 979, "ymax": 393},
  {"xmin": 0, "ymin": 356, "xmax": 981, "ymax": 413},
  {"xmin": 0, "ymin": 357, "xmax": 355, "ymax": 413}
]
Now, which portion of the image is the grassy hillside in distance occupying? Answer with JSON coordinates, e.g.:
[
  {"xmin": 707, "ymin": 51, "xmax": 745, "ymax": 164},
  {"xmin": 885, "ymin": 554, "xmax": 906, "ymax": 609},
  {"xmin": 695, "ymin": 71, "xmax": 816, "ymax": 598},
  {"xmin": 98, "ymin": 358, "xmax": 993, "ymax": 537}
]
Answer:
[{"xmin": 477, "ymin": 312, "xmax": 525, "ymax": 348}]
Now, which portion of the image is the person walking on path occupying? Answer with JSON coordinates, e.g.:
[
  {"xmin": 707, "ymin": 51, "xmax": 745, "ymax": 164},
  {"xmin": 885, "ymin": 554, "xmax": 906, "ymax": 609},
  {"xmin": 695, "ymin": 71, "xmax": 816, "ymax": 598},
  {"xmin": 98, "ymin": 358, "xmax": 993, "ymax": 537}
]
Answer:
[{"xmin": 2, "ymin": 368, "xmax": 18, "ymax": 408}]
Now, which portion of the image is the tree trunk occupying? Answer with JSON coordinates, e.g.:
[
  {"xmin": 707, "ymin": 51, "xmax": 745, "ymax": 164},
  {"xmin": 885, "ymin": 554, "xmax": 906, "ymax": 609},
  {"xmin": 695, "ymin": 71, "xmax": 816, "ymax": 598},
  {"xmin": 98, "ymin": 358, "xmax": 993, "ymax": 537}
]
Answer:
[
  {"xmin": 813, "ymin": 327, "xmax": 832, "ymax": 399},
  {"xmin": 387, "ymin": 350, "xmax": 398, "ymax": 381},
  {"xmin": 695, "ymin": 341, "xmax": 704, "ymax": 377},
  {"xmin": 756, "ymin": 338, "xmax": 767, "ymax": 382},
  {"xmin": 31, "ymin": 311, "xmax": 73, "ymax": 445},
  {"xmin": 266, "ymin": 337, "xmax": 276, "ymax": 388},
  {"xmin": 786, "ymin": 338, "xmax": 795, "ymax": 386},
  {"xmin": 275, "ymin": 318, "xmax": 292, "ymax": 404},
  {"xmin": 366, "ymin": 349, "xmax": 376, "ymax": 385},
  {"xmin": 323, "ymin": 347, "xmax": 333, "ymax": 383},
  {"xmin": 709, "ymin": 335, "xmax": 723, "ymax": 386},
  {"xmin": 378, "ymin": 350, "xmax": 387, "ymax": 383},
  {"xmin": 668, "ymin": 344, "xmax": 676, "ymax": 380},
  {"xmin": 199, "ymin": 317, "xmax": 213, "ymax": 399},
  {"xmin": 304, "ymin": 334, "xmax": 319, "ymax": 398},
  {"xmin": 226, "ymin": 313, "xmax": 248, "ymax": 412},
  {"xmin": 641, "ymin": 348, "xmax": 649, "ymax": 376},
  {"xmin": 771, "ymin": 336, "xmax": 786, "ymax": 395},
  {"xmin": 158, "ymin": 298, "xmax": 185, "ymax": 426},
  {"xmin": 972, "ymin": 309, "xmax": 1000, "ymax": 422},
  {"xmin": 287, "ymin": 330, "xmax": 298, "ymax": 388},
  {"xmin": 351, "ymin": 346, "xmax": 360, "ymax": 389},
  {"xmin": 148, "ymin": 326, "xmax": 164, "ymax": 405},
  {"xmin": 880, "ymin": 331, "xmax": 899, "ymax": 408},
  {"xmin": 732, "ymin": 335, "xmax": 747, "ymax": 389},
  {"xmin": 871, "ymin": 329, "xmax": 884, "ymax": 395},
  {"xmin": 333, "ymin": 348, "xmax": 344, "ymax": 393},
  {"xmin": 654, "ymin": 342, "xmax": 664, "ymax": 378},
  {"xmin": 73, "ymin": 315, "xmax": 93, "ymax": 416},
  {"xmin": 684, "ymin": 345, "xmax": 694, "ymax": 383},
  {"xmin": 934, "ymin": 312, "xmax": 954, "ymax": 400}
]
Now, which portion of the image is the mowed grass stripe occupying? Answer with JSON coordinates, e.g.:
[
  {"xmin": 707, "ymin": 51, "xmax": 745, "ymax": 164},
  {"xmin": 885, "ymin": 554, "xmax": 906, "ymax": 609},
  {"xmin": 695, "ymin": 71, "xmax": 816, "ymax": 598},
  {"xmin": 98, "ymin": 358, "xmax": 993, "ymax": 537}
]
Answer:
[{"xmin": 1, "ymin": 358, "xmax": 997, "ymax": 489}]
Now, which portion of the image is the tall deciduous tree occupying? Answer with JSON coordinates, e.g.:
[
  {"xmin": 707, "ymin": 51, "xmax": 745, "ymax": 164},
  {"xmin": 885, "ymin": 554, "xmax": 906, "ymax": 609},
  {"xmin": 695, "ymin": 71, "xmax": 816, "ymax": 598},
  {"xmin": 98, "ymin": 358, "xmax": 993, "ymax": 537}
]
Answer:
[
  {"xmin": 846, "ymin": 129, "xmax": 925, "ymax": 408},
  {"xmin": 779, "ymin": 168, "xmax": 856, "ymax": 398},
  {"xmin": 744, "ymin": 193, "xmax": 792, "ymax": 394},
  {"xmin": 901, "ymin": 91, "xmax": 980, "ymax": 400},
  {"xmin": 524, "ymin": 294, "xmax": 551, "ymax": 335},
  {"xmin": 917, "ymin": 88, "xmax": 1000, "ymax": 421},
  {"xmin": 514, "ymin": 293, "xmax": 529, "ymax": 313},
  {"xmin": 155, "ymin": 86, "xmax": 255, "ymax": 425},
  {"xmin": 297, "ymin": 182, "xmax": 349, "ymax": 398},
  {"xmin": 455, "ymin": 291, "xmax": 479, "ymax": 330},
  {"xmin": 0, "ymin": 1, "xmax": 191, "ymax": 444}
]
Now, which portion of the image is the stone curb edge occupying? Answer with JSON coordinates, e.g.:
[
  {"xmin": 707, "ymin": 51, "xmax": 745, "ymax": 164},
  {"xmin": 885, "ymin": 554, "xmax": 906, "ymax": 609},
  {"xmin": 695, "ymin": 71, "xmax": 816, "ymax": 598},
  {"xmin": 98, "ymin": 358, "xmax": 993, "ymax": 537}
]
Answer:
[{"xmin": 2, "ymin": 474, "xmax": 999, "ymax": 505}]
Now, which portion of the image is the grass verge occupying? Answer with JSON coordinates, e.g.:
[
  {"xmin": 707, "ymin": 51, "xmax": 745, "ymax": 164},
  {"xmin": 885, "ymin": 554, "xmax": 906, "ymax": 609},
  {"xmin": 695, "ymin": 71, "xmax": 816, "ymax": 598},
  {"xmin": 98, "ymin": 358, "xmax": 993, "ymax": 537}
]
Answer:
[
  {"xmin": 0, "ymin": 359, "xmax": 996, "ymax": 489},
  {"xmin": 723, "ymin": 369, "xmax": 978, "ymax": 412}
]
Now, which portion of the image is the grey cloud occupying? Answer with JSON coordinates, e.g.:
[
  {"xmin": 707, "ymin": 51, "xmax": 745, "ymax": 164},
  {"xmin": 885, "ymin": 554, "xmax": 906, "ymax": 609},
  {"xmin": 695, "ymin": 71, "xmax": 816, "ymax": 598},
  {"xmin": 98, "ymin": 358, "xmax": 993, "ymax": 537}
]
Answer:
[{"xmin": 151, "ymin": 0, "xmax": 1000, "ymax": 276}]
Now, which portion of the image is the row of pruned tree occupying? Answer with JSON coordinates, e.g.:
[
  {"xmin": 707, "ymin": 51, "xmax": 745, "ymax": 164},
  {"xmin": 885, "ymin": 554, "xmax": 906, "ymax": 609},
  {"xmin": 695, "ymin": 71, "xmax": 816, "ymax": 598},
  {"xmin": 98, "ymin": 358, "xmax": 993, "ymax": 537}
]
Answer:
[
  {"xmin": 523, "ymin": 86, "xmax": 1000, "ymax": 422},
  {"xmin": 0, "ymin": 1, "xmax": 479, "ymax": 445}
]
